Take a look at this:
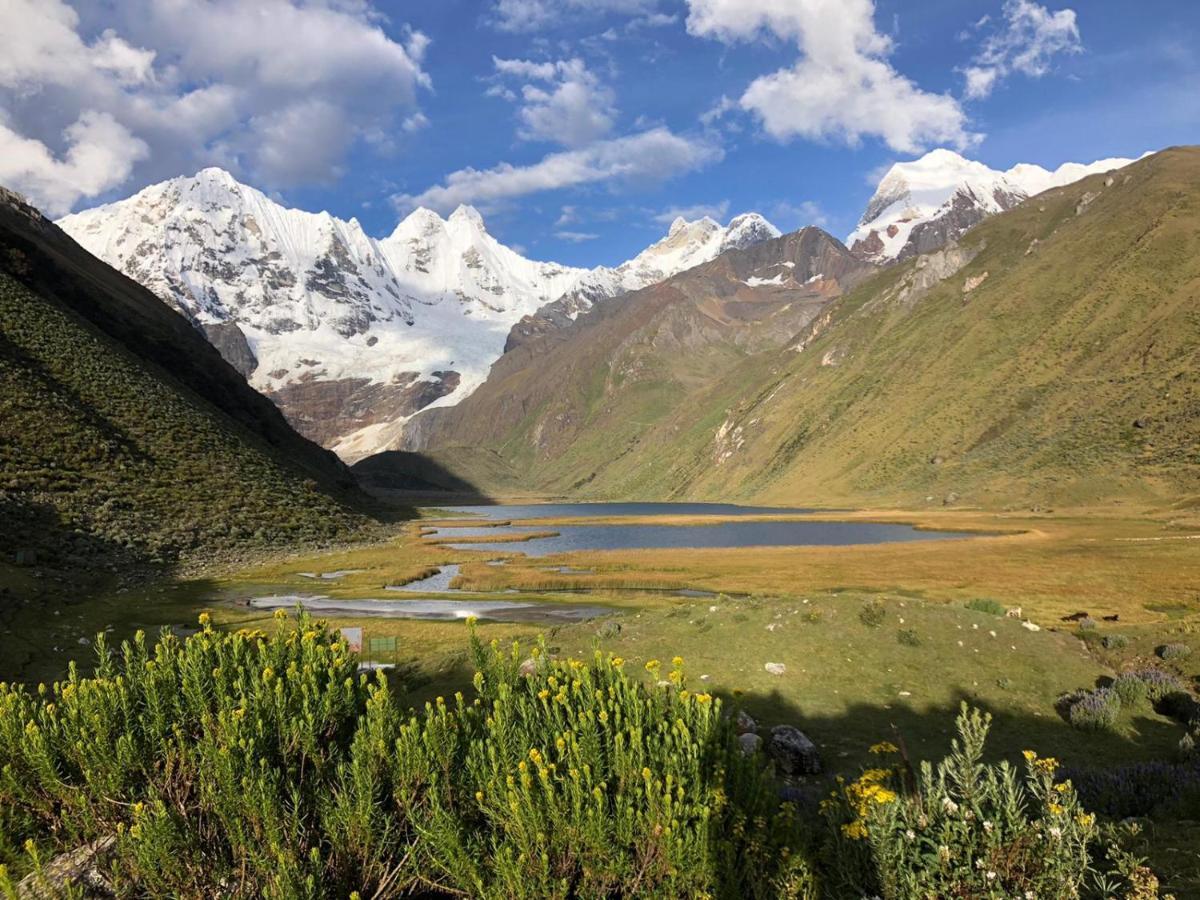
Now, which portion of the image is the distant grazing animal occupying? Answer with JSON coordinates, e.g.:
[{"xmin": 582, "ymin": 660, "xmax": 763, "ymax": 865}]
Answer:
[
  {"xmin": 1062, "ymin": 611, "xmax": 1090, "ymax": 622},
  {"xmin": 1102, "ymin": 614, "xmax": 1120, "ymax": 622}
]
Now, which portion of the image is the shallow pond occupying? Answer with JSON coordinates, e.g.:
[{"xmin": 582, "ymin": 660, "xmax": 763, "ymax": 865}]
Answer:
[
  {"xmin": 248, "ymin": 594, "xmax": 612, "ymax": 623},
  {"xmin": 429, "ymin": 503, "xmax": 966, "ymax": 556}
]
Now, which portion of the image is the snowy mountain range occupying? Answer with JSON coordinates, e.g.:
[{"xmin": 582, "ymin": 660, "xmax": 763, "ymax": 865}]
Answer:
[
  {"xmin": 847, "ymin": 149, "xmax": 1140, "ymax": 263},
  {"xmin": 54, "ymin": 149, "xmax": 1137, "ymax": 461},
  {"xmin": 57, "ymin": 169, "xmax": 778, "ymax": 459}
]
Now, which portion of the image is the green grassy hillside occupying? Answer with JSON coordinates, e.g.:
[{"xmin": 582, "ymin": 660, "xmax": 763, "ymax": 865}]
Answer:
[
  {"xmin": 0, "ymin": 189, "xmax": 368, "ymax": 601},
  {"xmin": 407, "ymin": 148, "xmax": 1200, "ymax": 509}
]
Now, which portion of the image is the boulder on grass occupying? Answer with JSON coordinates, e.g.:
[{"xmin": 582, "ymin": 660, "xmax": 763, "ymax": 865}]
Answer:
[{"xmin": 767, "ymin": 725, "xmax": 821, "ymax": 776}]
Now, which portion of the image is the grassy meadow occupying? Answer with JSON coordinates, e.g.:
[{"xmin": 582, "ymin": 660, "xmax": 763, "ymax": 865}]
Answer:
[{"xmin": 4, "ymin": 502, "xmax": 1200, "ymax": 892}]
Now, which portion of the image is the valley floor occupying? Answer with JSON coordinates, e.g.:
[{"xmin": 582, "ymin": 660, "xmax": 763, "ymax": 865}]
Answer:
[{"xmin": 3, "ymin": 502, "xmax": 1199, "ymax": 892}]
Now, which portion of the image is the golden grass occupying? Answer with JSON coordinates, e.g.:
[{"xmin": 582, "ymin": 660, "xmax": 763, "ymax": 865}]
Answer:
[{"xmin": 448, "ymin": 509, "xmax": 1200, "ymax": 627}]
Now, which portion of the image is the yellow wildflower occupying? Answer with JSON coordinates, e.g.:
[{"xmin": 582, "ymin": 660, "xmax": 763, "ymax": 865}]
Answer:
[
  {"xmin": 672, "ymin": 656, "xmax": 684, "ymax": 667},
  {"xmin": 645, "ymin": 659, "xmax": 660, "ymax": 672},
  {"xmin": 198, "ymin": 612, "xmax": 212, "ymax": 628},
  {"xmin": 869, "ymin": 741, "xmax": 899, "ymax": 755},
  {"xmin": 1022, "ymin": 750, "xmax": 1037, "ymax": 762},
  {"xmin": 611, "ymin": 656, "xmax": 625, "ymax": 667}
]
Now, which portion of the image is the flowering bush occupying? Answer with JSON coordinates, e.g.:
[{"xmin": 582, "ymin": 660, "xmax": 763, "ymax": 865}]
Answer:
[
  {"xmin": 1126, "ymin": 668, "xmax": 1189, "ymax": 703},
  {"xmin": 823, "ymin": 706, "xmax": 1104, "ymax": 898},
  {"xmin": 1157, "ymin": 643, "xmax": 1193, "ymax": 662},
  {"xmin": 1067, "ymin": 687, "xmax": 1122, "ymax": 732},
  {"xmin": 0, "ymin": 615, "xmax": 816, "ymax": 898}
]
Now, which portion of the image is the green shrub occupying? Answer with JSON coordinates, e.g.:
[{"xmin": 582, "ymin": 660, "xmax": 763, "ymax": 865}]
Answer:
[
  {"xmin": 1157, "ymin": 642, "xmax": 1193, "ymax": 661},
  {"xmin": 1112, "ymin": 672, "xmax": 1149, "ymax": 706},
  {"xmin": 1066, "ymin": 688, "xmax": 1122, "ymax": 732},
  {"xmin": 964, "ymin": 598, "xmax": 1005, "ymax": 617},
  {"xmin": 1128, "ymin": 667, "xmax": 1188, "ymax": 702},
  {"xmin": 821, "ymin": 706, "xmax": 1105, "ymax": 899},
  {"xmin": 897, "ymin": 628, "xmax": 920, "ymax": 647},
  {"xmin": 1101, "ymin": 634, "xmax": 1129, "ymax": 651},
  {"xmin": 859, "ymin": 599, "xmax": 887, "ymax": 628},
  {"xmin": 0, "ymin": 615, "xmax": 816, "ymax": 899}
]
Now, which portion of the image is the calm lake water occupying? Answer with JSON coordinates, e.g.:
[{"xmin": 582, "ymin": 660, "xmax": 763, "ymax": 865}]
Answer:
[
  {"xmin": 439, "ymin": 502, "xmax": 816, "ymax": 520},
  {"xmin": 430, "ymin": 503, "xmax": 965, "ymax": 556}
]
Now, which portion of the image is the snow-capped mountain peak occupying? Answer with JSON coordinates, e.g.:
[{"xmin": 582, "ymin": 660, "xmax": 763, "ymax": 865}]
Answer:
[
  {"xmin": 722, "ymin": 212, "xmax": 782, "ymax": 253},
  {"xmin": 848, "ymin": 149, "xmax": 1140, "ymax": 263},
  {"xmin": 57, "ymin": 168, "xmax": 784, "ymax": 460},
  {"xmin": 448, "ymin": 204, "xmax": 486, "ymax": 229}
]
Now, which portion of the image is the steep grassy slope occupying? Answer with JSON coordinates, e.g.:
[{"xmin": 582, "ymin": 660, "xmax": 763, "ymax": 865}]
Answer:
[
  {"xmin": 405, "ymin": 148, "xmax": 1200, "ymax": 508},
  {"xmin": 0, "ymin": 188, "xmax": 368, "ymax": 599},
  {"xmin": 399, "ymin": 227, "xmax": 871, "ymax": 493}
]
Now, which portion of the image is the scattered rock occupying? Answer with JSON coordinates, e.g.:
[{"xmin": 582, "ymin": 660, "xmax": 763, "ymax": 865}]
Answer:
[
  {"xmin": 17, "ymin": 836, "xmax": 115, "ymax": 897},
  {"xmin": 1005, "ymin": 607, "xmax": 1023, "ymax": 618},
  {"xmin": 595, "ymin": 620, "xmax": 621, "ymax": 639},
  {"xmin": 764, "ymin": 662, "xmax": 787, "ymax": 676},
  {"xmin": 738, "ymin": 732, "xmax": 762, "ymax": 755},
  {"xmin": 767, "ymin": 726, "xmax": 822, "ymax": 775},
  {"xmin": 943, "ymin": 492, "xmax": 960, "ymax": 506},
  {"xmin": 1075, "ymin": 191, "xmax": 1099, "ymax": 215},
  {"xmin": 1133, "ymin": 418, "xmax": 1148, "ymax": 429},
  {"xmin": 930, "ymin": 455, "xmax": 945, "ymax": 466},
  {"xmin": 518, "ymin": 657, "xmax": 538, "ymax": 677},
  {"xmin": 962, "ymin": 271, "xmax": 989, "ymax": 294},
  {"xmin": 766, "ymin": 623, "xmax": 781, "ymax": 632},
  {"xmin": 1022, "ymin": 621, "xmax": 1041, "ymax": 632},
  {"xmin": 734, "ymin": 710, "xmax": 758, "ymax": 735}
]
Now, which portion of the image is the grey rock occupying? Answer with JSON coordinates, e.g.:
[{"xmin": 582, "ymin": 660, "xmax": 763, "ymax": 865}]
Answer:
[
  {"xmin": 738, "ymin": 732, "xmax": 762, "ymax": 755},
  {"xmin": 767, "ymin": 725, "xmax": 822, "ymax": 776},
  {"xmin": 764, "ymin": 661, "xmax": 787, "ymax": 676},
  {"xmin": 734, "ymin": 710, "xmax": 758, "ymax": 735}
]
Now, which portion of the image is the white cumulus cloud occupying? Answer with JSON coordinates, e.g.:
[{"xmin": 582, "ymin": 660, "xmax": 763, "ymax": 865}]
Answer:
[
  {"xmin": 964, "ymin": 0, "xmax": 1082, "ymax": 99},
  {"xmin": 0, "ymin": 111, "xmax": 149, "ymax": 216},
  {"xmin": 685, "ymin": 0, "xmax": 974, "ymax": 154},
  {"xmin": 0, "ymin": 0, "xmax": 430, "ymax": 213},
  {"xmin": 491, "ymin": 57, "xmax": 616, "ymax": 147}
]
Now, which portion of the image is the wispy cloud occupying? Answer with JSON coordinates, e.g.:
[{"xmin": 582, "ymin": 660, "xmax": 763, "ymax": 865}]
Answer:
[
  {"xmin": 963, "ymin": 0, "xmax": 1082, "ymax": 100},
  {"xmin": 393, "ymin": 127, "xmax": 722, "ymax": 214}
]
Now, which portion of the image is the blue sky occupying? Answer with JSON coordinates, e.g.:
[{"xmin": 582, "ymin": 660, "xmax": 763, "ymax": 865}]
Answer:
[{"xmin": 2, "ymin": 0, "xmax": 1197, "ymax": 266}]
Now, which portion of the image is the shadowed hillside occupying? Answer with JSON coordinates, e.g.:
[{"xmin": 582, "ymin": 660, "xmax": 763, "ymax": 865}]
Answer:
[{"xmin": 0, "ymin": 186, "xmax": 371, "ymax": 602}]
